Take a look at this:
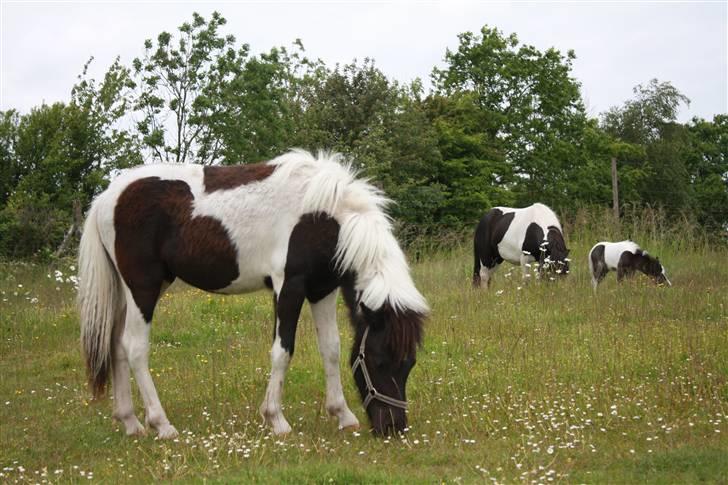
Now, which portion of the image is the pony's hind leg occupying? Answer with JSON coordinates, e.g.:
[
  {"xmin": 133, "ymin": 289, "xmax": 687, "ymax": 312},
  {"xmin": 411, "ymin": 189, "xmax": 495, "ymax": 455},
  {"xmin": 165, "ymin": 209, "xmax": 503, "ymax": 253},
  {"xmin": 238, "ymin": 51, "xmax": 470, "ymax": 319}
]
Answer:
[
  {"xmin": 122, "ymin": 286, "xmax": 178, "ymax": 439},
  {"xmin": 110, "ymin": 299, "xmax": 145, "ymax": 436},
  {"xmin": 260, "ymin": 276, "xmax": 305, "ymax": 435},
  {"xmin": 591, "ymin": 264, "xmax": 608, "ymax": 292},
  {"xmin": 310, "ymin": 290, "xmax": 359, "ymax": 431}
]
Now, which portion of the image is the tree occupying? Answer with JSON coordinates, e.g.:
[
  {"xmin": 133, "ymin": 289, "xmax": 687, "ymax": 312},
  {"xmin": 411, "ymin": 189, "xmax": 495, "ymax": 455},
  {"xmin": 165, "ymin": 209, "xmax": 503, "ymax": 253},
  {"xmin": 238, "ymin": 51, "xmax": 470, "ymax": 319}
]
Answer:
[
  {"xmin": 132, "ymin": 11, "xmax": 248, "ymax": 164},
  {"xmin": 211, "ymin": 41, "xmax": 324, "ymax": 164},
  {"xmin": 430, "ymin": 26, "xmax": 586, "ymax": 219},
  {"xmin": 292, "ymin": 58, "xmax": 399, "ymax": 155},
  {"xmin": 685, "ymin": 115, "xmax": 728, "ymax": 231},
  {"xmin": 424, "ymin": 91, "xmax": 512, "ymax": 225},
  {"xmin": 0, "ymin": 58, "xmax": 140, "ymax": 258},
  {"xmin": 601, "ymin": 79, "xmax": 690, "ymax": 145},
  {"xmin": 600, "ymin": 80, "xmax": 692, "ymax": 215},
  {"xmin": 290, "ymin": 59, "xmax": 447, "ymax": 229},
  {"xmin": 0, "ymin": 110, "xmax": 20, "ymax": 207}
]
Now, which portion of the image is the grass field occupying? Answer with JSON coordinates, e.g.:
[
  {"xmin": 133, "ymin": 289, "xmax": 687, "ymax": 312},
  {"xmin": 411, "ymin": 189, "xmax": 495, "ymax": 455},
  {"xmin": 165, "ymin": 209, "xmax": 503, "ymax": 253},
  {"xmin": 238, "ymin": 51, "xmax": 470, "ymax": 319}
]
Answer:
[{"xmin": 1, "ymin": 232, "xmax": 726, "ymax": 483}]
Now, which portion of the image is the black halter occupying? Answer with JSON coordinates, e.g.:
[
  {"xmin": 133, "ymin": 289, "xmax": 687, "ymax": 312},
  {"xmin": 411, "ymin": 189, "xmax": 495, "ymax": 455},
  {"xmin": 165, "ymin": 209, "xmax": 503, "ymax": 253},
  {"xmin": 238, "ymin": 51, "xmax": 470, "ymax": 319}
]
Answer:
[{"xmin": 351, "ymin": 326, "xmax": 408, "ymax": 410}]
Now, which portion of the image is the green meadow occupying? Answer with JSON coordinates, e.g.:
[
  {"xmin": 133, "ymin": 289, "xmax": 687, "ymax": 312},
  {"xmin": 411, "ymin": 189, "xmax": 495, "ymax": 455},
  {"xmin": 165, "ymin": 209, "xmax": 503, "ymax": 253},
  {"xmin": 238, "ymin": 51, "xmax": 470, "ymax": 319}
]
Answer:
[{"xmin": 1, "ymin": 227, "xmax": 726, "ymax": 483}]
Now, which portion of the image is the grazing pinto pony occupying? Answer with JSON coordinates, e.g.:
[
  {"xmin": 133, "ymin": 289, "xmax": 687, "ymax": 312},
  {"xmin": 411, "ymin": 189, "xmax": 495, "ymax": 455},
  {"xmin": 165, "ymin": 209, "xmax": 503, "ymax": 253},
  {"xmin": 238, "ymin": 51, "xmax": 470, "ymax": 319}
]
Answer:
[
  {"xmin": 78, "ymin": 150, "xmax": 428, "ymax": 439},
  {"xmin": 473, "ymin": 203, "xmax": 570, "ymax": 288},
  {"xmin": 588, "ymin": 240, "xmax": 671, "ymax": 290}
]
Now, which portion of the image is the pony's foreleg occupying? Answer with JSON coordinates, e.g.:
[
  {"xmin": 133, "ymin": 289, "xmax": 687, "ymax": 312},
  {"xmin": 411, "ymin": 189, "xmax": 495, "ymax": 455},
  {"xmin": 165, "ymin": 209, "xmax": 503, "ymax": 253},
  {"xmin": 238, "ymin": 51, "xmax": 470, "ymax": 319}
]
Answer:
[
  {"xmin": 310, "ymin": 290, "xmax": 359, "ymax": 431},
  {"xmin": 110, "ymin": 300, "xmax": 145, "ymax": 436},
  {"xmin": 616, "ymin": 266, "xmax": 634, "ymax": 283},
  {"xmin": 520, "ymin": 254, "xmax": 534, "ymax": 280},
  {"xmin": 261, "ymin": 276, "xmax": 305, "ymax": 435},
  {"xmin": 122, "ymin": 288, "xmax": 178, "ymax": 439}
]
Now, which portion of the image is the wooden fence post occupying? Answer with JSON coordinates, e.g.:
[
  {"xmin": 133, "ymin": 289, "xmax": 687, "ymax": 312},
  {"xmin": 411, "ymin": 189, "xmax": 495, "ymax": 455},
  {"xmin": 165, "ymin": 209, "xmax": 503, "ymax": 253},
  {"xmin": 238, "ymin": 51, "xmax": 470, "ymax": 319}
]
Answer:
[{"xmin": 611, "ymin": 157, "xmax": 619, "ymax": 220}]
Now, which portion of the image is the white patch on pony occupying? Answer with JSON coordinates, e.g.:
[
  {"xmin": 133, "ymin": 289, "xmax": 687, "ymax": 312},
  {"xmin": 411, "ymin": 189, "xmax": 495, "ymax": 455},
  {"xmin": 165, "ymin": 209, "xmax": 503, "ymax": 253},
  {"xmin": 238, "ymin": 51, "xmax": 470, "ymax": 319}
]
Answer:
[
  {"xmin": 519, "ymin": 252, "xmax": 536, "ymax": 279},
  {"xmin": 111, "ymin": 301, "xmax": 145, "ymax": 436},
  {"xmin": 260, "ymin": 335, "xmax": 293, "ymax": 435},
  {"xmin": 310, "ymin": 290, "xmax": 359, "ymax": 430},
  {"xmin": 494, "ymin": 203, "xmax": 562, "ymax": 265},
  {"xmin": 121, "ymin": 288, "xmax": 178, "ymax": 439},
  {"xmin": 478, "ymin": 262, "xmax": 497, "ymax": 288},
  {"xmin": 596, "ymin": 240, "xmax": 642, "ymax": 270}
]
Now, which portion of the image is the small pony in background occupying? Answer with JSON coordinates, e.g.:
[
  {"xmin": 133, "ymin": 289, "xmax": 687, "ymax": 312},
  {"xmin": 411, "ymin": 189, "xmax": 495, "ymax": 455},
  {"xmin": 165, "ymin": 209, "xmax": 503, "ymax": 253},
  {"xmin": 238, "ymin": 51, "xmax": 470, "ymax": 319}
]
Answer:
[
  {"xmin": 473, "ymin": 203, "xmax": 570, "ymax": 288},
  {"xmin": 588, "ymin": 240, "xmax": 671, "ymax": 291}
]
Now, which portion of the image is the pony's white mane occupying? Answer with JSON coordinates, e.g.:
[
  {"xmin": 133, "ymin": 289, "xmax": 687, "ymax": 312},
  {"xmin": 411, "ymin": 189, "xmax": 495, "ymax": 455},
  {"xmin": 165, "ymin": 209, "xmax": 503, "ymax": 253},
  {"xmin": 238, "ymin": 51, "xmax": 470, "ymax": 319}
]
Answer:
[{"xmin": 271, "ymin": 149, "xmax": 428, "ymax": 315}]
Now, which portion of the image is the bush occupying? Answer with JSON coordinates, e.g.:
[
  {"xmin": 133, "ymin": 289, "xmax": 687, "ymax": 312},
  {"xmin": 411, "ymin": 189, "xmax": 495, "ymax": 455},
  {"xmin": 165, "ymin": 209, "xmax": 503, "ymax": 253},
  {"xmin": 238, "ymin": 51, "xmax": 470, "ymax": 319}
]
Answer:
[{"xmin": 0, "ymin": 191, "xmax": 70, "ymax": 259}]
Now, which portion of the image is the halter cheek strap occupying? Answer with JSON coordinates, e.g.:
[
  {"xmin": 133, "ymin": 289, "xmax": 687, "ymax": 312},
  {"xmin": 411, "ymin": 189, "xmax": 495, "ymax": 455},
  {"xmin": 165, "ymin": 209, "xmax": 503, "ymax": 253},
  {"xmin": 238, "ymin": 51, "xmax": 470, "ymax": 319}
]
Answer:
[{"xmin": 351, "ymin": 326, "xmax": 408, "ymax": 410}]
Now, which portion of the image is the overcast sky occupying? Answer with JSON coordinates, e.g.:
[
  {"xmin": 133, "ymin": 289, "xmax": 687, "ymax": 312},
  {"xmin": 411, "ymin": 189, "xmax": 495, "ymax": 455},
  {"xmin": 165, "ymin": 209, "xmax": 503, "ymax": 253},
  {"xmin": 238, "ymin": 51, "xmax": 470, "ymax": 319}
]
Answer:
[{"xmin": 1, "ymin": 1, "xmax": 726, "ymax": 123}]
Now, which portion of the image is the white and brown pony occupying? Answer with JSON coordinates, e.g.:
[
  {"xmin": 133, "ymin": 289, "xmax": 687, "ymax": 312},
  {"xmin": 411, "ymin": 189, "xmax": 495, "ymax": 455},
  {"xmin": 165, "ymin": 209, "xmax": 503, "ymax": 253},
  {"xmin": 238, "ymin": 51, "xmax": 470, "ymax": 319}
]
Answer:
[
  {"xmin": 473, "ymin": 203, "xmax": 570, "ymax": 288},
  {"xmin": 588, "ymin": 240, "xmax": 671, "ymax": 290},
  {"xmin": 77, "ymin": 150, "xmax": 428, "ymax": 438}
]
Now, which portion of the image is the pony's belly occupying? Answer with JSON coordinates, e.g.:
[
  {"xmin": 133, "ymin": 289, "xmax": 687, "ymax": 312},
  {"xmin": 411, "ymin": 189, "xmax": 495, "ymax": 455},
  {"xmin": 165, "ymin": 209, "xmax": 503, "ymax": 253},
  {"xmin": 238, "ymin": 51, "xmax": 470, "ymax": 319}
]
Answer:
[
  {"xmin": 217, "ymin": 260, "xmax": 274, "ymax": 294},
  {"xmin": 497, "ymin": 241, "xmax": 524, "ymax": 264},
  {"xmin": 216, "ymin": 275, "xmax": 267, "ymax": 294}
]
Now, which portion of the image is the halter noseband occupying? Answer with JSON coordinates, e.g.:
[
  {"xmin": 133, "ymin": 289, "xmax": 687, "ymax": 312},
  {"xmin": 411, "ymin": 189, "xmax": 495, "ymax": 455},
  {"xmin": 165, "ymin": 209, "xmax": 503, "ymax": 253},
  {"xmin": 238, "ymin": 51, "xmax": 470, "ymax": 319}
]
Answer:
[{"xmin": 351, "ymin": 326, "xmax": 408, "ymax": 410}]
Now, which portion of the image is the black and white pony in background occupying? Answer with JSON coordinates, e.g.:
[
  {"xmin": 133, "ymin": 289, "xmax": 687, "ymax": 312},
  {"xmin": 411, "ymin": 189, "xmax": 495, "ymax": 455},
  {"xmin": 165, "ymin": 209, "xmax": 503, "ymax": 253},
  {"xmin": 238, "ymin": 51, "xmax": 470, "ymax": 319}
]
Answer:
[
  {"xmin": 78, "ymin": 150, "xmax": 428, "ymax": 439},
  {"xmin": 473, "ymin": 203, "xmax": 570, "ymax": 288},
  {"xmin": 588, "ymin": 240, "xmax": 671, "ymax": 290}
]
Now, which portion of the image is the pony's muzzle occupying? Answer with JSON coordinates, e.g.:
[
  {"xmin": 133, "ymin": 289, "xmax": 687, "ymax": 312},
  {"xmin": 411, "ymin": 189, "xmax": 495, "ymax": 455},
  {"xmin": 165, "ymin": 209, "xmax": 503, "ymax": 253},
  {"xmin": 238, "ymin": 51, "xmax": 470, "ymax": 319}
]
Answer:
[{"xmin": 370, "ymin": 404, "xmax": 407, "ymax": 436}]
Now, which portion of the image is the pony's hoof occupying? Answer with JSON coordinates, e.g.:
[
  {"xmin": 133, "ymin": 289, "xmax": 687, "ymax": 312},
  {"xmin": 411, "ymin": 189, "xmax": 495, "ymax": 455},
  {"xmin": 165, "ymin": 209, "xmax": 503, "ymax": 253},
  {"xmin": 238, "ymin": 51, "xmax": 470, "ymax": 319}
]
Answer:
[
  {"xmin": 156, "ymin": 424, "xmax": 179, "ymax": 440},
  {"xmin": 126, "ymin": 423, "xmax": 146, "ymax": 437},
  {"xmin": 272, "ymin": 423, "xmax": 292, "ymax": 436},
  {"xmin": 341, "ymin": 423, "xmax": 360, "ymax": 433},
  {"xmin": 116, "ymin": 415, "xmax": 145, "ymax": 436}
]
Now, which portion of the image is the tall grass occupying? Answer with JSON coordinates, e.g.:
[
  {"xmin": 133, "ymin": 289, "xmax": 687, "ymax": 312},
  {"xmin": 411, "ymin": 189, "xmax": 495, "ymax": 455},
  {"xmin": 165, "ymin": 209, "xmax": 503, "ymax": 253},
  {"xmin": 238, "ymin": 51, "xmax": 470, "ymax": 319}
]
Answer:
[{"xmin": 1, "ymin": 217, "xmax": 726, "ymax": 483}]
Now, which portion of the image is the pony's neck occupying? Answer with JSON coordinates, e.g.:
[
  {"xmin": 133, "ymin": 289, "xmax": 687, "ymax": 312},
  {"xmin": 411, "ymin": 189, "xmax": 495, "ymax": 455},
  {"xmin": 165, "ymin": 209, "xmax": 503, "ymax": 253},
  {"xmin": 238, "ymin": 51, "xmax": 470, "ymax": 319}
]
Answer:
[
  {"xmin": 635, "ymin": 254, "xmax": 659, "ymax": 276},
  {"xmin": 340, "ymin": 272, "xmax": 361, "ymax": 328},
  {"xmin": 546, "ymin": 227, "xmax": 567, "ymax": 261}
]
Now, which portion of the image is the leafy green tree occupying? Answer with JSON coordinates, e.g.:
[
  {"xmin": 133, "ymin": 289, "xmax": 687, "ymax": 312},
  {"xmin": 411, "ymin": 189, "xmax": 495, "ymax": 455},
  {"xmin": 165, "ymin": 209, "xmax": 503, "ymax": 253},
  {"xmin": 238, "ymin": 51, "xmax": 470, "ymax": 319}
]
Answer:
[
  {"xmin": 351, "ymin": 80, "xmax": 445, "ymax": 229},
  {"xmin": 433, "ymin": 28, "xmax": 585, "ymax": 171},
  {"xmin": 212, "ymin": 41, "xmax": 324, "ymax": 164},
  {"xmin": 0, "ymin": 58, "xmax": 140, "ymax": 258},
  {"xmin": 132, "ymin": 11, "xmax": 248, "ymax": 164},
  {"xmin": 0, "ymin": 110, "xmax": 20, "ymax": 206},
  {"xmin": 293, "ymin": 58, "xmax": 399, "ymax": 154},
  {"xmin": 291, "ymin": 59, "xmax": 446, "ymax": 229},
  {"xmin": 431, "ymin": 26, "xmax": 586, "ymax": 216},
  {"xmin": 425, "ymin": 91, "xmax": 512, "ymax": 225},
  {"xmin": 601, "ymin": 79, "xmax": 692, "ymax": 214},
  {"xmin": 685, "ymin": 115, "xmax": 728, "ymax": 231},
  {"xmin": 602, "ymin": 79, "xmax": 690, "ymax": 145}
]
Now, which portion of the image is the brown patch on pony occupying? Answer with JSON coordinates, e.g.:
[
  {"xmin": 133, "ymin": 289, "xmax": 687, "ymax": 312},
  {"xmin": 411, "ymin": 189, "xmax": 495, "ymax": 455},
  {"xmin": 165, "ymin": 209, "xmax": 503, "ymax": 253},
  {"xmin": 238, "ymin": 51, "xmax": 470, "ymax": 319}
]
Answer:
[
  {"xmin": 382, "ymin": 305, "xmax": 425, "ymax": 363},
  {"xmin": 115, "ymin": 177, "xmax": 239, "ymax": 321},
  {"xmin": 203, "ymin": 163, "xmax": 275, "ymax": 193}
]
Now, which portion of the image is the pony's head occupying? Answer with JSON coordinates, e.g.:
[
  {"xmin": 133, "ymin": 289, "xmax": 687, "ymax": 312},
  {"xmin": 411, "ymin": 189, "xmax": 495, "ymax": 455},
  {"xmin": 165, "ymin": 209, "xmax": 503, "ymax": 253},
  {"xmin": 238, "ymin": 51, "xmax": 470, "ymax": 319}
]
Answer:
[
  {"xmin": 350, "ymin": 303, "xmax": 425, "ymax": 436},
  {"xmin": 544, "ymin": 227, "xmax": 570, "ymax": 277},
  {"xmin": 640, "ymin": 253, "xmax": 671, "ymax": 286}
]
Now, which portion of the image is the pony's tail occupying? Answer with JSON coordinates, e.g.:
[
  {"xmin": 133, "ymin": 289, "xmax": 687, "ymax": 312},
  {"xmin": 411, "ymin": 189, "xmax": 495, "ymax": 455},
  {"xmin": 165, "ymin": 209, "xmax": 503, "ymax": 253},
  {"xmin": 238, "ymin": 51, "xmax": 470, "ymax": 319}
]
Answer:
[
  {"xmin": 587, "ymin": 246, "xmax": 595, "ymax": 279},
  {"xmin": 78, "ymin": 200, "xmax": 121, "ymax": 399}
]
